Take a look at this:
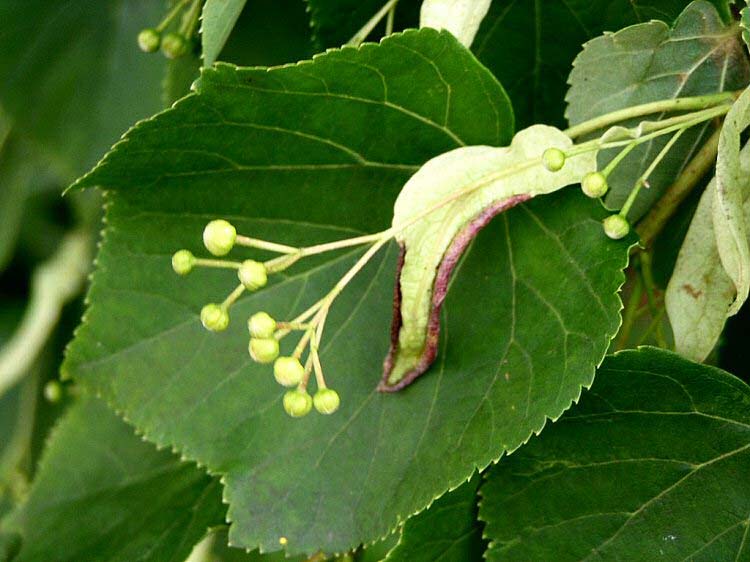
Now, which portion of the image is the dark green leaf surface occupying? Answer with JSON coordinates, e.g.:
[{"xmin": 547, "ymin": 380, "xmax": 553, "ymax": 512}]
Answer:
[
  {"xmin": 0, "ymin": 133, "xmax": 38, "ymax": 273},
  {"xmin": 2, "ymin": 396, "xmax": 225, "ymax": 562},
  {"xmin": 0, "ymin": 0, "xmax": 167, "ymax": 178},
  {"xmin": 64, "ymin": 30, "xmax": 631, "ymax": 554},
  {"xmin": 0, "ymin": 303, "xmax": 25, "ymax": 520},
  {"xmin": 480, "ymin": 347, "xmax": 750, "ymax": 561},
  {"xmin": 473, "ymin": 0, "xmax": 734, "ymax": 129},
  {"xmin": 566, "ymin": 1, "xmax": 749, "ymax": 220},
  {"xmin": 385, "ymin": 475, "xmax": 484, "ymax": 562},
  {"xmin": 201, "ymin": 529, "xmax": 306, "ymax": 562}
]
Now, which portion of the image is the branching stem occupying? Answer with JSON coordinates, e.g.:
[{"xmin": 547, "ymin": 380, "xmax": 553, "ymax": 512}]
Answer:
[
  {"xmin": 564, "ymin": 91, "xmax": 735, "ymax": 139},
  {"xmin": 619, "ymin": 128, "xmax": 685, "ymax": 218},
  {"xmin": 637, "ymin": 126, "xmax": 721, "ymax": 247}
]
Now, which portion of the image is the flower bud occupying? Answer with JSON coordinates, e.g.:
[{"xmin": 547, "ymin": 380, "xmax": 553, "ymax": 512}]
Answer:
[
  {"xmin": 602, "ymin": 214, "xmax": 630, "ymax": 240},
  {"xmin": 313, "ymin": 388, "xmax": 340, "ymax": 414},
  {"xmin": 581, "ymin": 172, "xmax": 608, "ymax": 198},
  {"xmin": 137, "ymin": 28, "xmax": 161, "ymax": 53},
  {"xmin": 203, "ymin": 219, "xmax": 236, "ymax": 256},
  {"xmin": 238, "ymin": 260, "xmax": 268, "ymax": 291},
  {"xmin": 249, "ymin": 337, "xmax": 279, "ymax": 363},
  {"xmin": 200, "ymin": 303, "xmax": 229, "ymax": 332},
  {"xmin": 283, "ymin": 389, "xmax": 313, "ymax": 417},
  {"xmin": 44, "ymin": 381, "xmax": 63, "ymax": 403},
  {"xmin": 248, "ymin": 312, "xmax": 276, "ymax": 338},
  {"xmin": 273, "ymin": 357, "xmax": 305, "ymax": 387},
  {"xmin": 542, "ymin": 148, "xmax": 566, "ymax": 172},
  {"xmin": 161, "ymin": 32, "xmax": 189, "ymax": 59},
  {"xmin": 171, "ymin": 249, "xmax": 195, "ymax": 275}
]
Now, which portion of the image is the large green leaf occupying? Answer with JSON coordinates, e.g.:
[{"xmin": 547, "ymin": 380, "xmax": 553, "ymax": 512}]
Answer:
[
  {"xmin": 0, "ymin": 0, "xmax": 167, "ymax": 178},
  {"xmin": 474, "ymin": 0, "xmax": 736, "ymax": 129},
  {"xmin": 480, "ymin": 347, "xmax": 750, "ymax": 561},
  {"xmin": 566, "ymin": 0, "xmax": 749, "ymax": 221},
  {"xmin": 0, "ymin": 132, "xmax": 38, "ymax": 273},
  {"xmin": 1, "ymin": 396, "xmax": 225, "ymax": 562},
  {"xmin": 385, "ymin": 476, "xmax": 485, "ymax": 562},
  {"xmin": 64, "ymin": 30, "xmax": 632, "ymax": 555}
]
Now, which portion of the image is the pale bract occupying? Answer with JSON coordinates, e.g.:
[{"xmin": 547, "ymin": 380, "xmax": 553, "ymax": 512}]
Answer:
[
  {"xmin": 713, "ymin": 86, "xmax": 750, "ymax": 315},
  {"xmin": 201, "ymin": 0, "xmax": 248, "ymax": 67},
  {"xmin": 419, "ymin": 0, "xmax": 492, "ymax": 48},
  {"xmin": 668, "ymin": 140, "xmax": 750, "ymax": 361},
  {"xmin": 387, "ymin": 125, "xmax": 597, "ymax": 386}
]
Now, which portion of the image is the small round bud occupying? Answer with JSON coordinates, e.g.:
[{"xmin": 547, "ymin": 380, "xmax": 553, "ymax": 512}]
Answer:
[
  {"xmin": 44, "ymin": 381, "xmax": 63, "ymax": 403},
  {"xmin": 172, "ymin": 249, "xmax": 195, "ymax": 275},
  {"xmin": 161, "ymin": 32, "xmax": 189, "ymax": 59},
  {"xmin": 201, "ymin": 303, "xmax": 229, "ymax": 332},
  {"xmin": 581, "ymin": 172, "xmax": 609, "ymax": 199},
  {"xmin": 248, "ymin": 312, "xmax": 276, "ymax": 338},
  {"xmin": 238, "ymin": 260, "xmax": 268, "ymax": 291},
  {"xmin": 249, "ymin": 338, "xmax": 279, "ymax": 363},
  {"xmin": 137, "ymin": 28, "xmax": 161, "ymax": 52},
  {"xmin": 273, "ymin": 357, "xmax": 305, "ymax": 387},
  {"xmin": 313, "ymin": 388, "xmax": 340, "ymax": 415},
  {"xmin": 283, "ymin": 389, "xmax": 313, "ymax": 417},
  {"xmin": 203, "ymin": 219, "xmax": 236, "ymax": 256},
  {"xmin": 602, "ymin": 214, "xmax": 630, "ymax": 240},
  {"xmin": 542, "ymin": 148, "xmax": 566, "ymax": 172}
]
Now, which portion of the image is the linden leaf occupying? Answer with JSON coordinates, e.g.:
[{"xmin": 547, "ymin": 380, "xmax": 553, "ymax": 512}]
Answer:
[
  {"xmin": 0, "ymin": 128, "xmax": 44, "ymax": 273},
  {"xmin": 473, "ymin": 0, "xmax": 736, "ymax": 128},
  {"xmin": 384, "ymin": 476, "xmax": 484, "ymax": 562},
  {"xmin": 64, "ymin": 30, "xmax": 632, "ymax": 555},
  {"xmin": 385, "ymin": 126, "xmax": 596, "ymax": 389},
  {"xmin": 1, "ymin": 396, "xmax": 225, "ymax": 562},
  {"xmin": 566, "ymin": 0, "xmax": 749, "ymax": 220},
  {"xmin": 0, "ymin": 0, "xmax": 168, "ymax": 178},
  {"xmin": 479, "ymin": 347, "xmax": 750, "ymax": 561}
]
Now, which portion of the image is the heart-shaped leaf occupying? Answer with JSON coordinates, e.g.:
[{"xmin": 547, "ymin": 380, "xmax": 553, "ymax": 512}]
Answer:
[
  {"xmin": 385, "ymin": 475, "xmax": 484, "ymax": 562},
  {"xmin": 64, "ymin": 30, "xmax": 632, "ymax": 555},
  {"xmin": 0, "ymin": 0, "xmax": 168, "ymax": 178},
  {"xmin": 566, "ymin": 0, "xmax": 749, "ymax": 220},
  {"xmin": 473, "ymin": 0, "xmax": 735, "ymax": 129},
  {"xmin": 480, "ymin": 347, "xmax": 750, "ymax": 561},
  {"xmin": 2, "ymin": 396, "xmax": 225, "ymax": 562}
]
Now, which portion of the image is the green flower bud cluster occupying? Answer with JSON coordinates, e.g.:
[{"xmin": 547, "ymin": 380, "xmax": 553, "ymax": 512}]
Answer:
[
  {"xmin": 246, "ymin": 311, "xmax": 341, "ymax": 417},
  {"xmin": 172, "ymin": 219, "xmax": 344, "ymax": 418},
  {"xmin": 136, "ymin": 0, "xmax": 200, "ymax": 59}
]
